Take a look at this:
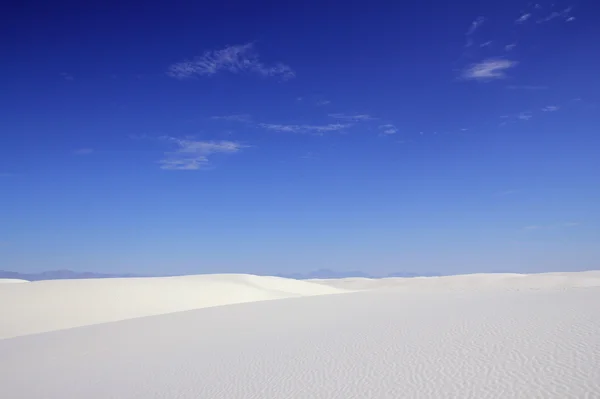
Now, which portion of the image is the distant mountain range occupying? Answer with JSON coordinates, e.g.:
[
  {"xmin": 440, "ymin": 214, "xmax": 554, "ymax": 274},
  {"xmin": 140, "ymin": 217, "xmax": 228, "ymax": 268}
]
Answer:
[
  {"xmin": 0, "ymin": 269, "xmax": 145, "ymax": 281},
  {"xmin": 0, "ymin": 268, "xmax": 441, "ymax": 281}
]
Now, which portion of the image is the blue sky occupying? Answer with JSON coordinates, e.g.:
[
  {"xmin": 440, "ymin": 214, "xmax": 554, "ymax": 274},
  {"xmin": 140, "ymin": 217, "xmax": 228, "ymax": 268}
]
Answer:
[{"xmin": 2, "ymin": 0, "xmax": 599, "ymax": 275}]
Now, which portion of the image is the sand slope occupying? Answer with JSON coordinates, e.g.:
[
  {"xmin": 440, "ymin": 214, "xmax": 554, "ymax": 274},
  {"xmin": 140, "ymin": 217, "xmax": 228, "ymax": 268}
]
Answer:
[
  {"xmin": 0, "ymin": 274, "xmax": 345, "ymax": 339},
  {"xmin": 0, "ymin": 271, "xmax": 599, "ymax": 398},
  {"xmin": 310, "ymin": 270, "xmax": 600, "ymax": 291}
]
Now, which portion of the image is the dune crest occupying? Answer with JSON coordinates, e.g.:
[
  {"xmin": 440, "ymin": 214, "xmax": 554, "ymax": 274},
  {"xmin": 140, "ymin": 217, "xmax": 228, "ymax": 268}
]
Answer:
[
  {"xmin": 310, "ymin": 270, "xmax": 600, "ymax": 291},
  {"xmin": 0, "ymin": 274, "xmax": 345, "ymax": 339},
  {"xmin": 1, "ymin": 270, "xmax": 599, "ymax": 398}
]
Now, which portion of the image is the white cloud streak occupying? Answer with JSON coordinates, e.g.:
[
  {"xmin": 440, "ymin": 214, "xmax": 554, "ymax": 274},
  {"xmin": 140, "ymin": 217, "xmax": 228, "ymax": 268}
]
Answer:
[
  {"xmin": 167, "ymin": 43, "xmax": 294, "ymax": 80},
  {"xmin": 515, "ymin": 13, "xmax": 531, "ymax": 23},
  {"xmin": 259, "ymin": 123, "xmax": 349, "ymax": 134},
  {"xmin": 506, "ymin": 85, "xmax": 548, "ymax": 90},
  {"xmin": 537, "ymin": 7, "xmax": 573, "ymax": 23},
  {"xmin": 378, "ymin": 124, "xmax": 398, "ymax": 135},
  {"xmin": 517, "ymin": 112, "xmax": 533, "ymax": 121},
  {"xmin": 466, "ymin": 16, "xmax": 485, "ymax": 35},
  {"xmin": 211, "ymin": 114, "xmax": 252, "ymax": 123},
  {"xmin": 542, "ymin": 105, "xmax": 560, "ymax": 112},
  {"xmin": 465, "ymin": 16, "xmax": 485, "ymax": 47},
  {"xmin": 328, "ymin": 113, "xmax": 375, "ymax": 121},
  {"xmin": 158, "ymin": 137, "xmax": 247, "ymax": 170},
  {"xmin": 461, "ymin": 58, "xmax": 518, "ymax": 81}
]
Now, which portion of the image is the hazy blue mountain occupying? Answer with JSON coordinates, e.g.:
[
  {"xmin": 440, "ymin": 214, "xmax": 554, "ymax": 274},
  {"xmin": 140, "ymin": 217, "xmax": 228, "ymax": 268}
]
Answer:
[
  {"xmin": 0, "ymin": 270, "xmax": 145, "ymax": 281},
  {"xmin": 1, "ymin": 268, "xmax": 441, "ymax": 282}
]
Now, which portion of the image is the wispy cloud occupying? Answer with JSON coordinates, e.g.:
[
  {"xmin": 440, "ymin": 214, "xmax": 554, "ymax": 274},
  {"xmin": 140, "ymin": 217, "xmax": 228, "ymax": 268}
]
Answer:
[
  {"xmin": 466, "ymin": 16, "xmax": 485, "ymax": 36},
  {"xmin": 259, "ymin": 123, "xmax": 349, "ymax": 134},
  {"xmin": 158, "ymin": 137, "xmax": 247, "ymax": 170},
  {"xmin": 167, "ymin": 43, "xmax": 294, "ymax": 80},
  {"xmin": 211, "ymin": 114, "xmax": 252, "ymax": 123},
  {"xmin": 461, "ymin": 58, "xmax": 518, "ymax": 81},
  {"xmin": 74, "ymin": 148, "xmax": 93, "ymax": 155},
  {"xmin": 465, "ymin": 16, "xmax": 485, "ymax": 47},
  {"xmin": 517, "ymin": 112, "xmax": 533, "ymax": 121},
  {"xmin": 480, "ymin": 41, "xmax": 492, "ymax": 48},
  {"xmin": 506, "ymin": 85, "xmax": 548, "ymax": 90},
  {"xmin": 378, "ymin": 124, "xmax": 398, "ymax": 135},
  {"xmin": 537, "ymin": 7, "xmax": 574, "ymax": 23},
  {"xmin": 316, "ymin": 100, "xmax": 331, "ymax": 106},
  {"xmin": 515, "ymin": 13, "xmax": 532, "ymax": 24},
  {"xmin": 499, "ymin": 108, "xmax": 554, "ymax": 124},
  {"xmin": 60, "ymin": 72, "xmax": 74, "ymax": 81},
  {"xmin": 328, "ymin": 113, "xmax": 375, "ymax": 122},
  {"xmin": 541, "ymin": 105, "xmax": 559, "ymax": 112},
  {"xmin": 504, "ymin": 43, "xmax": 517, "ymax": 51}
]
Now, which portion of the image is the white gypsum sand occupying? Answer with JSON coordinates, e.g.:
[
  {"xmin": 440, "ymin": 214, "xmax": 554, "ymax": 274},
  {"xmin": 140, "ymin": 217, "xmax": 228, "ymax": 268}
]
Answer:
[
  {"xmin": 0, "ymin": 279, "xmax": 29, "ymax": 284},
  {"xmin": 309, "ymin": 270, "xmax": 600, "ymax": 291},
  {"xmin": 0, "ymin": 271, "xmax": 599, "ymax": 398},
  {"xmin": 0, "ymin": 274, "xmax": 346, "ymax": 339}
]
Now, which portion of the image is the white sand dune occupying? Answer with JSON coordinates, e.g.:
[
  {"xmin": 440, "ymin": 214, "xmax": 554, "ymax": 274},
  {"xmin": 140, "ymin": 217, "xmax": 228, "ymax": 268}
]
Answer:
[
  {"xmin": 310, "ymin": 270, "xmax": 600, "ymax": 291},
  {"xmin": 1, "ymin": 271, "xmax": 599, "ymax": 398},
  {"xmin": 0, "ymin": 274, "xmax": 346, "ymax": 339},
  {"xmin": 0, "ymin": 278, "xmax": 29, "ymax": 284}
]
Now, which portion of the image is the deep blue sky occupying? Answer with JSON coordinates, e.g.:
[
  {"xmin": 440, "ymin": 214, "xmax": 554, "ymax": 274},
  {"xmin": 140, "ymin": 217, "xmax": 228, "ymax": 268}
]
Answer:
[{"xmin": 2, "ymin": 0, "xmax": 599, "ymax": 275}]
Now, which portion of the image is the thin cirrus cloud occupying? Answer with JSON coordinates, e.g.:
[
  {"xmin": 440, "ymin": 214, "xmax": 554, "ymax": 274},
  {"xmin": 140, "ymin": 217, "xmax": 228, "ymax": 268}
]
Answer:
[
  {"xmin": 506, "ymin": 85, "xmax": 548, "ymax": 90},
  {"xmin": 515, "ymin": 13, "xmax": 532, "ymax": 24},
  {"xmin": 210, "ymin": 114, "xmax": 252, "ymax": 123},
  {"xmin": 537, "ymin": 7, "xmax": 574, "ymax": 23},
  {"xmin": 328, "ymin": 113, "xmax": 375, "ymax": 122},
  {"xmin": 542, "ymin": 105, "xmax": 560, "ymax": 112},
  {"xmin": 465, "ymin": 16, "xmax": 485, "ymax": 47},
  {"xmin": 378, "ymin": 124, "xmax": 398, "ymax": 135},
  {"xmin": 517, "ymin": 112, "xmax": 533, "ymax": 121},
  {"xmin": 461, "ymin": 58, "xmax": 518, "ymax": 81},
  {"xmin": 167, "ymin": 42, "xmax": 295, "ymax": 80},
  {"xmin": 158, "ymin": 137, "xmax": 247, "ymax": 170},
  {"xmin": 259, "ymin": 123, "xmax": 349, "ymax": 134},
  {"xmin": 466, "ymin": 16, "xmax": 485, "ymax": 35}
]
